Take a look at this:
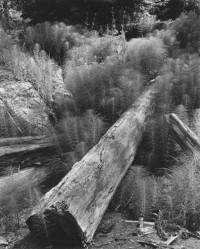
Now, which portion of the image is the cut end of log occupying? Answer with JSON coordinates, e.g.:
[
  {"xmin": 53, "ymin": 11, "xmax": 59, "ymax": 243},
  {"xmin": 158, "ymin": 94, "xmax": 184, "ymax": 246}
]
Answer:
[{"xmin": 26, "ymin": 208, "xmax": 85, "ymax": 247}]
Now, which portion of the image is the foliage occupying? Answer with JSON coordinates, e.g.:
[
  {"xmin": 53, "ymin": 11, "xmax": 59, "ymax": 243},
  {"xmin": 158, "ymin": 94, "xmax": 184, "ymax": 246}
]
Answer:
[
  {"xmin": 118, "ymin": 165, "xmax": 158, "ymax": 220},
  {"xmin": 126, "ymin": 36, "xmax": 167, "ymax": 80},
  {"xmin": 54, "ymin": 110, "xmax": 109, "ymax": 154},
  {"xmin": 156, "ymin": 153, "xmax": 200, "ymax": 231},
  {"xmin": 64, "ymin": 34, "xmax": 167, "ymax": 124},
  {"xmin": 24, "ymin": 22, "xmax": 87, "ymax": 64},
  {"xmin": 67, "ymin": 33, "xmax": 126, "ymax": 66},
  {"xmin": 172, "ymin": 11, "xmax": 200, "ymax": 53},
  {"xmin": 136, "ymin": 50, "xmax": 200, "ymax": 173},
  {"xmin": 64, "ymin": 33, "xmax": 126, "ymax": 120},
  {"xmin": 0, "ymin": 27, "xmax": 13, "ymax": 56},
  {"xmin": 1, "ymin": 41, "xmax": 61, "ymax": 110},
  {"xmin": 0, "ymin": 168, "xmax": 43, "ymax": 233},
  {"xmin": 154, "ymin": 24, "xmax": 176, "ymax": 56}
]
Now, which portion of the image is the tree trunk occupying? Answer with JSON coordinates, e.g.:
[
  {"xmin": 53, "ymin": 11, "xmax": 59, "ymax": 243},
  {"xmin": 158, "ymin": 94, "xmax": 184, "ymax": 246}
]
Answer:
[
  {"xmin": 165, "ymin": 113, "xmax": 200, "ymax": 154},
  {"xmin": 26, "ymin": 85, "xmax": 158, "ymax": 247}
]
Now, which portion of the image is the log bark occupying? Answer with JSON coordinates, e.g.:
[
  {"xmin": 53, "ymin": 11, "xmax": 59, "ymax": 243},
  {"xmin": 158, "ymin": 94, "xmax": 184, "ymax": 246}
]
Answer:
[
  {"xmin": 26, "ymin": 85, "xmax": 158, "ymax": 247},
  {"xmin": 165, "ymin": 113, "xmax": 200, "ymax": 154}
]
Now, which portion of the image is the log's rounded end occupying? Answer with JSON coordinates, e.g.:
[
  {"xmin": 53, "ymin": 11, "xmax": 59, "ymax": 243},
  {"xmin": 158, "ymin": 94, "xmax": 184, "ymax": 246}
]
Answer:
[{"xmin": 26, "ymin": 209, "xmax": 85, "ymax": 247}]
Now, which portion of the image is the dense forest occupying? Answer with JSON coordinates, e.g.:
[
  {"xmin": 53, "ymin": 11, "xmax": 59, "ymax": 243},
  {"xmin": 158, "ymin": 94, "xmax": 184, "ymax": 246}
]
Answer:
[{"xmin": 1, "ymin": 0, "xmax": 200, "ymax": 248}]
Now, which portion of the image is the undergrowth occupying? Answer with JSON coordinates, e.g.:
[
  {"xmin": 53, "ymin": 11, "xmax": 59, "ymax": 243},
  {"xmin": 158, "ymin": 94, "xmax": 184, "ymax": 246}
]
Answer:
[
  {"xmin": 156, "ymin": 153, "xmax": 200, "ymax": 232},
  {"xmin": 24, "ymin": 22, "xmax": 88, "ymax": 64},
  {"xmin": 0, "ymin": 167, "xmax": 43, "ymax": 234}
]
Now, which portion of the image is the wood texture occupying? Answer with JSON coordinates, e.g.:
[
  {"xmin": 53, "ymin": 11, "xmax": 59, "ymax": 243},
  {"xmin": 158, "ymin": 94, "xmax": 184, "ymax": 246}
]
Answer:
[
  {"xmin": 26, "ymin": 85, "xmax": 158, "ymax": 247},
  {"xmin": 165, "ymin": 113, "xmax": 200, "ymax": 154}
]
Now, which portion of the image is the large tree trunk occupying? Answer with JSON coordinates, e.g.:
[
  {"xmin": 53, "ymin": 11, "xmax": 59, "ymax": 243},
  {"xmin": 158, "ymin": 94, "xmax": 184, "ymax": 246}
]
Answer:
[
  {"xmin": 26, "ymin": 85, "xmax": 158, "ymax": 247},
  {"xmin": 165, "ymin": 113, "xmax": 200, "ymax": 154}
]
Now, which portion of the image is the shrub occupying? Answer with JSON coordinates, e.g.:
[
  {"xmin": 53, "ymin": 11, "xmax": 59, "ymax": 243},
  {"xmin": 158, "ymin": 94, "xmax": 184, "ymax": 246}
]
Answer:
[
  {"xmin": 117, "ymin": 154, "xmax": 200, "ymax": 231},
  {"xmin": 52, "ymin": 110, "xmax": 109, "ymax": 176},
  {"xmin": 67, "ymin": 33, "xmax": 127, "ymax": 66},
  {"xmin": 126, "ymin": 36, "xmax": 167, "ymax": 80},
  {"xmin": 0, "ymin": 27, "xmax": 13, "ymax": 65},
  {"xmin": 156, "ymin": 153, "xmax": 200, "ymax": 231},
  {"xmin": 0, "ymin": 168, "xmax": 43, "ymax": 233},
  {"xmin": 64, "ymin": 32, "xmax": 148, "ymax": 123},
  {"xmin": 2, "ymin": 43, "xmax": 61, "ymax": 108},
  {"xmin": 24, "ymin": 22, "xmax": 87, "ymax": 64},
  {"xmin": 191, "ymin": 108, "xmax": 200, "ymax": 137},
  {"xmin": 115, "ymin": 165, "xmax": 158, "ymax": 220},
  {"xmin": 137, "ymin": 11, "xmax": 159, "ymax": 36},
  {"xmin": 0, "ymin": 30, "xmax": 63, "ymax": 136},
  {"xmin": 154, "ymin": 26, "xmax": 177, "ymax": 57},
  {"xmin": 64, "ymin": 61, "xmax": 146, "ymax": 123},
  {"xmin": 172, "ymin": 11, "xmax": 200, "ymax": 53}
]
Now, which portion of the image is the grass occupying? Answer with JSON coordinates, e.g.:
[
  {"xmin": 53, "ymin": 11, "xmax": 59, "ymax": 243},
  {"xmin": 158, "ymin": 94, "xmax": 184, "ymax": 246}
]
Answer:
[
  {"xmin": 118, "ymin": 165, "xmax": 158, "ymax": 221},
  {"xmin": 0, "ymin": 167, "xmax": 44, "ymax": 234},
  {"xmin": 155, "ymin": 153, "xmax": 200, "ymax": 231},
  {"xmin": 24, "ymin": 22, "xmax": 88, "ymax": 64}
]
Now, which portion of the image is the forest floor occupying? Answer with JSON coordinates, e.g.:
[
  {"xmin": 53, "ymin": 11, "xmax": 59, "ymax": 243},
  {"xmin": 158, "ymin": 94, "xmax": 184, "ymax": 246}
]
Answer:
[{"xmin": 1, "ymin": 211, "xmax": 200, "ymax": 249}]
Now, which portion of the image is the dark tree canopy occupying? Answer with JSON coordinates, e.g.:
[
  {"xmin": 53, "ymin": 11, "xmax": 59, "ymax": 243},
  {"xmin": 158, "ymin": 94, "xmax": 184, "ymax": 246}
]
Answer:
[
  {"xmin": 1, "ymin": 0, "xmax": 200, "ymax": 26},
  {"xmin": 10, "ymin": 0, "xmax": 148, "ymax": 26}
]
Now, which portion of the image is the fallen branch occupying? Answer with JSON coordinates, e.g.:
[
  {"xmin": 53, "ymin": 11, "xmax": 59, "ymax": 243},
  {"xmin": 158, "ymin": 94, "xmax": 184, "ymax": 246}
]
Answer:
[
  {"xmin": 155, "ymin": 210, "xmax": 169, "ymax": 241},
  {"xmin": 165, "ymin": 113, "xmax": 200, "ymax": 154},
  {"xmin": 0, "ymin": 135, "xmax": 46, "ymax": 147},
  {"xmin": 124, "ymin": 220, "xmax": 154, "ymax": 226},
  {"xmin": 165, "ymin": 235, "xmax": 178, "ymax": 245}
]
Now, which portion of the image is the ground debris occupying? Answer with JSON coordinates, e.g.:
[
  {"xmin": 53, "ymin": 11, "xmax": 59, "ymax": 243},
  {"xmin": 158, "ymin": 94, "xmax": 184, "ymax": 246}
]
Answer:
[
  {"xmin": 91, "ymin": 241, "xmax": 113, "ymax": 248},
  {"xmin": 137, "ymin": 238, "xmax": 185, "ymax": 249}
]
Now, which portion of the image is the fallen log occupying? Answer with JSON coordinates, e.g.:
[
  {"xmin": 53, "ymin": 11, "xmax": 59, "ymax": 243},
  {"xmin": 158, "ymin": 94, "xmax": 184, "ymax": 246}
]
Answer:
[
  {"xmin": 0, "ymin": 135, "xmax": 46, "ymax": 147},
  {"xmin": 0, "ymin": 135, "xmax": 58, "ymax": 171},
  {"xmin": 165, "ymin": 113, "xmax": 200, "ymax": 154},
  {"xmin": 0, "ymin": 135, "xmax": 56, "ymax": 158},
  {"xmin": 26, "ymin": 85, "xmax": 158, "ymax": 247}
]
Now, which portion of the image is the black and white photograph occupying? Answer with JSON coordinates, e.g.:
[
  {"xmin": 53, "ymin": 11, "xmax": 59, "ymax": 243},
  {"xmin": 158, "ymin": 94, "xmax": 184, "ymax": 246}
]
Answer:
[{"xmin": 0, "ymin": 0, "xmax": 200, "ymax": 248}]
